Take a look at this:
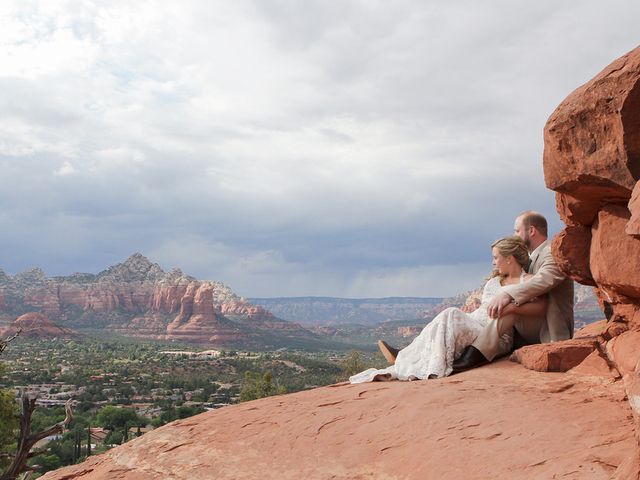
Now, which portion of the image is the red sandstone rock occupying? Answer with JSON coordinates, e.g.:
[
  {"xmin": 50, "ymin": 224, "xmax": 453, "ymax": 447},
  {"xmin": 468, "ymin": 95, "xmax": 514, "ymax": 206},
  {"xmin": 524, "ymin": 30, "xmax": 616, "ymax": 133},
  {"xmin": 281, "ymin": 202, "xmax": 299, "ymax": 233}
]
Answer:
[
  {"xmin": 219, "ymin": 300, "xmax": 274, "ymax": 319},
  {"xmin": 568, "ymin": 348, "xmax": 620, "ymax": 381},
  {"xmin": 510, "ymin": 338, "xmax": 598, "ymax": 372},
  {"xmin": 606, "ymin": 330, "xmax": 640, "ymax": 377},
  {"xmin": 574, "ymin": 319, "xmax": 607, "ymax": 337},
  {"xmin": 57, "ymin": 283, "xmax": 155, "ymax": 314},
  {"xmin": 148, "ymin": 283, "xmax": 191, "ymax": 313},
  {"xmin": 40, "ymin": 361, "xmax": 637, "ymax": 480},
  {"xmin": 543, "ymin": 47, "xmax": 640, "ymax": 203},
  {"xmin": 551, "ymin": 225, "xmax": 595, "ymax": 285},
  {"xmin": 556, "ymin": 192, "xmax": 601, "ymax": 226},
  {"xmin": 603, "ymin": 320, "xmax": 630, "ymax": 340},
  {"xmin": 23, "ymin": 287, "xmax": 62, "ymax": 317},
  {"xmin": 608, "ymin": 303, "xmax": 640, "ymax": 326},
  {"xmin": 165, "ymin": 283, "xmax": 243, "ymax": 344},
  {"xmin": 0, "ymin": 312, "xmax": 76, "ymax": 339},
  {"xmin": 590, "ymin": 205, "xmax": 640, "ymax": 299},
  {"xmin": 627, "ymin": 181, "xmax": 640, "ymax": 236}
]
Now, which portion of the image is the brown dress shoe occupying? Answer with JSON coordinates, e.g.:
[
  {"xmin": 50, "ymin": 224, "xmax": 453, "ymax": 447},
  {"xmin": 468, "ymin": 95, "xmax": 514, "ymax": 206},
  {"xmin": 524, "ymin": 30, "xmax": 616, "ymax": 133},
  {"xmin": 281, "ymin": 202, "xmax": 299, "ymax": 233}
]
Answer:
[{"xmin": 377, "ymin": 340, "xmax": 400, "ymax": 365}]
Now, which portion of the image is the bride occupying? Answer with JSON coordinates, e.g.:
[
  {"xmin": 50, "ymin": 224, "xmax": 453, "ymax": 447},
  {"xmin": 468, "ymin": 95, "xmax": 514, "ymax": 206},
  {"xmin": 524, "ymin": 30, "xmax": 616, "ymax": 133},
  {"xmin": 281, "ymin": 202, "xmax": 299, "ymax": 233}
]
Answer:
[{"xmin": 349, "ymin": 236, "xmax": 547, "ymax": 383}]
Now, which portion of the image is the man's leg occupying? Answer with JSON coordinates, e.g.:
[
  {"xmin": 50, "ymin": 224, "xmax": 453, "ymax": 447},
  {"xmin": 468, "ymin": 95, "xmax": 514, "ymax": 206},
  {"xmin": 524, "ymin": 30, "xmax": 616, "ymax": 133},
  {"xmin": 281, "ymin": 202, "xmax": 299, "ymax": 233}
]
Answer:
[
  {"xmin": 471, "ymin": 314, "xmax": 519, "ymax": 362},
  {"xmin": 512, "ymin": 317, "xmax": 544, "ymax": 346}
]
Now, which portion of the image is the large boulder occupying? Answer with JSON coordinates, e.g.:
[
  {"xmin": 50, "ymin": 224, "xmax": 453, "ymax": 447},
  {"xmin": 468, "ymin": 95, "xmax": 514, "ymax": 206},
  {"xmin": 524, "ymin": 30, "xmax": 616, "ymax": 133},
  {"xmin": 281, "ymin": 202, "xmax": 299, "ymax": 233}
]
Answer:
[
  {"xmin": 590, "ymin": 205, "xmax": 640, "ymax": 300},
  {"xmin": 551, "ymin": 225, "xmax": 595, "ymax": 285},
  {"xmin": 555, "ymin": 192, "xmax": 601, "ymax": 226},
  {"xmin": 627, "ymin": 181, "xmax": 640, "ymax": 235},
  {"xmin": 510, "ymin": 338, "xmax": 598, "ymax": 372},
  {"xmin": 544, "ymin": 47, "xmax": 640, "ymax": 203}
]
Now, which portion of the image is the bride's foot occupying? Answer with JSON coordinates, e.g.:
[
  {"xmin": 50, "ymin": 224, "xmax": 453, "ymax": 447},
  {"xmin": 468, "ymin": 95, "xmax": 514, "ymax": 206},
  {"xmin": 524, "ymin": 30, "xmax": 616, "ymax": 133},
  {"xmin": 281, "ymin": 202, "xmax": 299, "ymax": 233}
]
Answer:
[{"xmin": 377, "ymin": 340, "xmax": 399, "ymax": 365}]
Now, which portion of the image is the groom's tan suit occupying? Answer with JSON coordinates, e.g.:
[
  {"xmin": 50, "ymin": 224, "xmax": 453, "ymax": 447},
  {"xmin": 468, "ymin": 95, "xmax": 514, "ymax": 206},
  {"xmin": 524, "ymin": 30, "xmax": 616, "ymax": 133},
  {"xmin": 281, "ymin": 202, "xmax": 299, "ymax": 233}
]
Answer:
[{"xmin": 473, "ymin": 240, "xmax": 574, "ymax": 361}]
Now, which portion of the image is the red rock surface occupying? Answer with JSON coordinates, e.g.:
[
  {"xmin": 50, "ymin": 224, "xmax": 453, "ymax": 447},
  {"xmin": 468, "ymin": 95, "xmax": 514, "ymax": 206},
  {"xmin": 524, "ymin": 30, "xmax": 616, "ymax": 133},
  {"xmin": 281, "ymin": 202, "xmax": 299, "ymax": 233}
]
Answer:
[
  {"xmin": 543, "ymin": 47, "xmax": 640, "ymax": 203},
  {"xmin": 0, "ymin": 312, "xmax": 76, "ymax": 339},
  {"xmin": 626, "ymin": 181, "xmax": 640, "ymax": 235},
  {"xmin": 556, "ymin": 192, "xmax": 601, "ymax": 226},
  {"xmin": 510, "ymin": 338, "xmax": 598, "ymax": 372},
  {"xmin": 568, "ymin": 348, "xmax": 620, "ymax": 382},
  {"xmin": 551, "ymin": 225, "xmax": 595, "ymax": 285},
  {"xmin": 606, "ymin": 330, "xmax": 640, "ymax": 377},
  {"xmin": 590, "ymin": 205, "xmax": 640, "ymax": 299},
  {"xmin": 41, "ymin": 361, "xmax": 636, "ymax": 480},
  {"xmin": 165, "ymin": 283, "xmax": 243, "ymax": 344}
]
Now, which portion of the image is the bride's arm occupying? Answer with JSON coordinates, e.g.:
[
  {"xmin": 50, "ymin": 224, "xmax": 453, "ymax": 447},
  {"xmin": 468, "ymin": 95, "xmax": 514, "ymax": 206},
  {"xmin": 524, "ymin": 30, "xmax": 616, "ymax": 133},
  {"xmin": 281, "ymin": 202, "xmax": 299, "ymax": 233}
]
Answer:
[{"xmin": 499, "ymin": 295, "xmax": 548, "ymax": 318}]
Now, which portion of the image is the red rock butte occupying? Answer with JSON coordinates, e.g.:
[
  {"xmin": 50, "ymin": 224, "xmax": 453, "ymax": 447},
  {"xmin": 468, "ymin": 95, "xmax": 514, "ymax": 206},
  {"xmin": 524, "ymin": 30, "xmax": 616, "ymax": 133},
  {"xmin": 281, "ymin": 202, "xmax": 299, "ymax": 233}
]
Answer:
[
  {"xmin": 43, "ymin": 46, "xmax": 640, "ymax": 478},
  {"xmin": 0, "ymin": 312, "xmax": 76, "ymax": 339}
]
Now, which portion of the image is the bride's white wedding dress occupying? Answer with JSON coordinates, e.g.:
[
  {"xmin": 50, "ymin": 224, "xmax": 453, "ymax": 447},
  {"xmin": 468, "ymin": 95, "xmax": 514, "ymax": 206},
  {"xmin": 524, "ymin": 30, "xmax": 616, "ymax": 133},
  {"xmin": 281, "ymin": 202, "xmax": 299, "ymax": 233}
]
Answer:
[{"xmin": 349, "ymin": 275, "xmax": 516, "ymax": 383}]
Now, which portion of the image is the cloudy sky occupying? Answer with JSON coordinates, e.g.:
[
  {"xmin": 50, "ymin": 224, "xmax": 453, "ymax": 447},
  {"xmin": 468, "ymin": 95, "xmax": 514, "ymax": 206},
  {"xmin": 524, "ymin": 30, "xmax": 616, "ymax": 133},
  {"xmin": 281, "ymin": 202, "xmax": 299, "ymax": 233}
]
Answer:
[{"xmin": 0, "ymin": 1, "xmax": 638, "ymax": 297}]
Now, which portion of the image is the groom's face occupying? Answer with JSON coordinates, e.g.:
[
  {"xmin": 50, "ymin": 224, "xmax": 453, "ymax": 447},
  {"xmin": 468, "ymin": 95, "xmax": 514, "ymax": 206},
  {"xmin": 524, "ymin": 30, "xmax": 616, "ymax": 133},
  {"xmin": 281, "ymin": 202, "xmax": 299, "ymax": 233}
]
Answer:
[{"xmin": 514, "ymin": 216, "xmax": 531, "ymax": 248}]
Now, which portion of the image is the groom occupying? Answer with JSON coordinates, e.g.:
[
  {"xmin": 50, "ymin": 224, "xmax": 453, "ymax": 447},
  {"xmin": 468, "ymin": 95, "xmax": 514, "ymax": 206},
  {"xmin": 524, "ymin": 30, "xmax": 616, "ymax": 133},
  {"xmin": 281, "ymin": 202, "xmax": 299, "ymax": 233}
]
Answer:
[{"xmin": 451, "ymin": 211, "xmax": 575, "ymax": 372}]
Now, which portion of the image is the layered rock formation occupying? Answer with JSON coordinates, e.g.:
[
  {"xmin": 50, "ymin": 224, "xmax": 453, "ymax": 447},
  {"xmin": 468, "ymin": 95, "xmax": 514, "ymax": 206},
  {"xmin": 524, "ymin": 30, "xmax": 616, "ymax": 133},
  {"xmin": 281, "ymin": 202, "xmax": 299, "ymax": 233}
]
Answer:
[{"xmin": 0, "ymin": 254, "xmax": 312, "ymax": 347}]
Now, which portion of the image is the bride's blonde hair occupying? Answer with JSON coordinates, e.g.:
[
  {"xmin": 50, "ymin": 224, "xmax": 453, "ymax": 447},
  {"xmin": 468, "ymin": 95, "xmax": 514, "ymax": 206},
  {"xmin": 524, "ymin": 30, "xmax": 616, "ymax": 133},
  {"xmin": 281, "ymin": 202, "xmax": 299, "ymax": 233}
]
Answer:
[{"xmin": 489, "ymin": 235, "xmax": 529, "ymax": 279}]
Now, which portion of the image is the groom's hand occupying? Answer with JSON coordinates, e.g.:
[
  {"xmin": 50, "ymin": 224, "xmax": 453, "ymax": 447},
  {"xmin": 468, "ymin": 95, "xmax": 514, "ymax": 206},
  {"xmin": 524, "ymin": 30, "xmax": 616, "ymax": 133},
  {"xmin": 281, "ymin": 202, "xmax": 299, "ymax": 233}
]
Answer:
[{"xmin": 488, "ymin": 291, "xmax": 514, "ymax": 319}]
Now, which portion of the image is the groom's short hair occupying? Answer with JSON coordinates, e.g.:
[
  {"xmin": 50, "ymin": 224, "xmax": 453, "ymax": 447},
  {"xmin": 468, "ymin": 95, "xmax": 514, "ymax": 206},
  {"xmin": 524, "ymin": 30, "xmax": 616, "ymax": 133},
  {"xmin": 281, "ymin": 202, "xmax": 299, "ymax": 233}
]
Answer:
[{"xmin": 519, "ymin": 211, "xmax": 548, "ymax": 237}]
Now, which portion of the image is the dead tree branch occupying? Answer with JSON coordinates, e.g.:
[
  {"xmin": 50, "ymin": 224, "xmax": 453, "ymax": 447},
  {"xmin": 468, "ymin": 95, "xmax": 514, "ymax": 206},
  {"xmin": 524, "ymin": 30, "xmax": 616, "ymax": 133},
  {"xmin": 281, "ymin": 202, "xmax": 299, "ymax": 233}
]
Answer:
[
  {"xmin": 0, "ymin": 330, "xmax": 21, "ymax": 356},
  {"xmin": 0, "ymin": 397, "xmax": 73, "ymax": 480}
]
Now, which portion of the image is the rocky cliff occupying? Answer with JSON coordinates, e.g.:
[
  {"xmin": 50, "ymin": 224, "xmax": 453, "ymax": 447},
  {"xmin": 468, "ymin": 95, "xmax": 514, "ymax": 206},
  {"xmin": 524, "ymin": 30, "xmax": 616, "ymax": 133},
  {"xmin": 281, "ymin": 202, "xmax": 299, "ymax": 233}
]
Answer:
[
  {"xmin": 0, "ymin": 254, "xmax": 315, "ymax": 348},
  {"xmin": 534, "ymin": 44, "xmax": 640, "ymax": 477}
]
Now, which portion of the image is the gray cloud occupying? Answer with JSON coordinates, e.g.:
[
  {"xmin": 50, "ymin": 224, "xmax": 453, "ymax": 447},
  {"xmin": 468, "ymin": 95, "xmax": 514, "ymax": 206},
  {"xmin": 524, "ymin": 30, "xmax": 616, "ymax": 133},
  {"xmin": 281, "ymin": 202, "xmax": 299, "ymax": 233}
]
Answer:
[{"xmin": 0, "ymin": 1, "xmax": 639, "ymax": 296}]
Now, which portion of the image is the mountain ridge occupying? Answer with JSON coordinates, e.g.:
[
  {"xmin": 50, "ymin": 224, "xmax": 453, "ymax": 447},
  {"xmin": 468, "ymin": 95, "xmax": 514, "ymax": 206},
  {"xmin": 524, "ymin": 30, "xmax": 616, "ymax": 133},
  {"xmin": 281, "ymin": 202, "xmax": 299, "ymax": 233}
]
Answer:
[{"xmin": 0, "ymin": 254, "xmax": 317, "ymax": 349}]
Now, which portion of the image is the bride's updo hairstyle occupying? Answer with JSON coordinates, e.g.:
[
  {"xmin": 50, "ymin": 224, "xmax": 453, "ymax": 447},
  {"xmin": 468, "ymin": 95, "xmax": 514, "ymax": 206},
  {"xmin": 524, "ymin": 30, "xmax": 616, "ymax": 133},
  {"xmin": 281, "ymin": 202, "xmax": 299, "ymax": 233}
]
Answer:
[{"xmin": 489, "ymin": 235, "xmax": 529, "ymax": 278}]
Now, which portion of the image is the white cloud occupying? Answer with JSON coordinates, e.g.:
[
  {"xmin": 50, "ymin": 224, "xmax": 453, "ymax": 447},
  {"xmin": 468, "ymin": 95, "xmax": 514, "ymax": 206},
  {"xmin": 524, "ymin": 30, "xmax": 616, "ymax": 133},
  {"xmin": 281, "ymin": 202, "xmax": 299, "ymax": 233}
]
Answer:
[
  {"xmin": 1, "ymin": 1, "xmax": 639, "ymax": 296},
  {"xmin": 54, "ymin": 161, "xmax": 76, "ymax": 176}
]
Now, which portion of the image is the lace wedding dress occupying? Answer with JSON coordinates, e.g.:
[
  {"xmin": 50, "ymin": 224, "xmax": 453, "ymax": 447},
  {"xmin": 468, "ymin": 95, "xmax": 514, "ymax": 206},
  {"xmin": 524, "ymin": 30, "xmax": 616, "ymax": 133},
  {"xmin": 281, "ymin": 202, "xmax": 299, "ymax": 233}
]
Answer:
[{"xmin": 349, "ymin": 275, "xmax": 515, "ymax": 383}]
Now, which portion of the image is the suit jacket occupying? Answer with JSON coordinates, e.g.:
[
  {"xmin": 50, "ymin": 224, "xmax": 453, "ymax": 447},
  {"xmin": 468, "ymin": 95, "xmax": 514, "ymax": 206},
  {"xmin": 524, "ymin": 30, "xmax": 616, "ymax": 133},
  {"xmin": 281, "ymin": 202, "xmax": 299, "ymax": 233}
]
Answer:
[{"xmin": 502, "ymin": 240, "xmax": 574, "ymax": 342}]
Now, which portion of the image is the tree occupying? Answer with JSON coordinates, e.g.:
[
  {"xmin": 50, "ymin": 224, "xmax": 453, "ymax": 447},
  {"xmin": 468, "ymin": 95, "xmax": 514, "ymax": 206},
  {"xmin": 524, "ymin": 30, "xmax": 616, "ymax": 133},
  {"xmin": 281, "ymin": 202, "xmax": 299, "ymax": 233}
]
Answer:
[
  {"xmin": 341, "ymin": 350, "xmax": 366, "ymax": 377},
  {"xmin": 0, "ymin": 395, "xmax": 73, "ymax": 480},
  {"xmin": 239, "ymin": 371, "xmax": 286, "ymax": 402},
  {"xmin": 1, "ymin": 332, "xmax": 73, "ymax": 480},
  {"xmin": 0, "ymin": 333, "xmax": 19, "ymax": 471},
  {"xmin": 96, "ymin": 406, "xmax": 141, "ymax": 432},
  {"xmin": 0, "ymin": 374, "xmax": 18, "ymax": 470}
]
